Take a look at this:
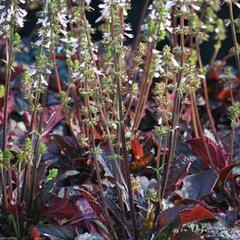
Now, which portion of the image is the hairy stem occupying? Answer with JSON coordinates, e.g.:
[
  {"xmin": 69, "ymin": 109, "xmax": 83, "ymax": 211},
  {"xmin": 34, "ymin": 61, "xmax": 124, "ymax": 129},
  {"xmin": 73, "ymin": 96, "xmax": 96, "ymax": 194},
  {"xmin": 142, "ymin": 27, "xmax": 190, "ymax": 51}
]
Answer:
[
  {"xmin": 2, "ymin": 27, "xmax": 14, "ymax": 210},
  {"xmin": 110, "ymin": 4, "xmax": 138, "ymax": 239},
  {"xmin": 228, "ymin": 1, "xmax": 240, "ymax": 76},
  {"xmin": 161, "ymin": 13, "xmax": 185, "ymax": 198},
  {"xmin": 228, "ymin": 0, "xmax": 239, "ymax": 163}
]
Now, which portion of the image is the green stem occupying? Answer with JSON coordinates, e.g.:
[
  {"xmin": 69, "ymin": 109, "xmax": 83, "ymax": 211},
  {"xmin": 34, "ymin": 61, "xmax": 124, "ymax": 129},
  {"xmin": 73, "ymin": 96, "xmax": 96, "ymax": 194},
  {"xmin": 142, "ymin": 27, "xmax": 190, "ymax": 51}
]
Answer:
[
  {"xmin": 2, "ymin": 27, "xmax": 14, "ymax": 210},
  {"xmin": 156, "ymin": 139, "xmax": 162, "ymax": 209},
  {"xmin": 228, "ymin": 1, "xmax": 240, "ymax": 76},
  {"xmin": 2, "ymin": 39, "xmax": 13, "ymax": 151},
  {"xmin": 27, "ymin": 107, "xmax": 44, "ymax": 219},
  {"xmin": 110, "ymin": 4, "xmax": 138, "ymax": 239},
  {"xmin": 228, "ymin": 0, "xmax": 239, "ymax": 164}
]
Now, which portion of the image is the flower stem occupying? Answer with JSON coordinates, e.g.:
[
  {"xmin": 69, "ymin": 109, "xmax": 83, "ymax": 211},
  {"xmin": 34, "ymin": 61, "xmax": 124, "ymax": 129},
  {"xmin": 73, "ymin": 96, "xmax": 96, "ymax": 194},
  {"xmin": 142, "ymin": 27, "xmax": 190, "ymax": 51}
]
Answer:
[
  {"xmin": 161, "ymin": 13, "xmax": 185, "ymax": 199},
  {"xmin": 228, "ymin": 0, "xmax": 240, "ymax": 164},
  {"xmin": 110, "ymin": 4, "xmax": 138, "ymax": 239},
  {"xmin": 228, "ymin": 1, "xmax": 240, "ymax": 76}
]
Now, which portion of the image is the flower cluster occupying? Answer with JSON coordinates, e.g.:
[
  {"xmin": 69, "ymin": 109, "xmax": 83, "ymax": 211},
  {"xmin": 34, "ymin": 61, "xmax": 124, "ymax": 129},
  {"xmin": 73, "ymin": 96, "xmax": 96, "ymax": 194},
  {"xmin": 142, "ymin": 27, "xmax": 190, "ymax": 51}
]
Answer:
[
  {"xmin": 0, "ymin": 0, "xmax": 27, "ymax": 37},
  {"xmin": 144, "ymin": 1, "xmax": 171, "ymax": 42}
]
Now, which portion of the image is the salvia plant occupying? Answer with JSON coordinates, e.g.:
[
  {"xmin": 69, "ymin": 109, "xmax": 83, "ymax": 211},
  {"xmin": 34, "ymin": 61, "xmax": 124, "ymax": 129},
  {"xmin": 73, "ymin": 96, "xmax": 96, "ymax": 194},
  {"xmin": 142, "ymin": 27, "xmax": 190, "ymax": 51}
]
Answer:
[{"xmin": 0, "ymin": 0, "xmax": 240, "ymax": 239}]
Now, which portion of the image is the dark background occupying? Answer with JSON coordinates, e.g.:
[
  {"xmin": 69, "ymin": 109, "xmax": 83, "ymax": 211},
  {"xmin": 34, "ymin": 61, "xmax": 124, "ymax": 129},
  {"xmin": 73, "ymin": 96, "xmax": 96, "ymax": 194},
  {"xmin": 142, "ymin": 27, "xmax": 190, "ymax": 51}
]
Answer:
[{"xmin": 20, "ymin": 1, "xmax": 239, "ymax": 66}]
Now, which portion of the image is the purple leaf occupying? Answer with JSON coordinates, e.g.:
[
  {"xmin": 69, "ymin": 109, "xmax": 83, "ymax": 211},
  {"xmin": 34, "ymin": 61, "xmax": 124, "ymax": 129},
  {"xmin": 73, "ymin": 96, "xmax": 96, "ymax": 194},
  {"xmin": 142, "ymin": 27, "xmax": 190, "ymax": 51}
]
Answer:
[
  {"xmin": 96, "ymin": 151, "xmax": 114, "ymax": 178},
  {"xmin": 178, "ymin": 169, "xmax": 218, "ymax": 200},
  {"xmin": 188, "ymin": 137, "xmax": 228, "ymax": 169},
  {"xmin": 36, "ymin": 224, "xmax": 74, "ymax": 239},
  {"xmin": 42, "ymin": 105, "xmax": 65, "ymax": 142}
]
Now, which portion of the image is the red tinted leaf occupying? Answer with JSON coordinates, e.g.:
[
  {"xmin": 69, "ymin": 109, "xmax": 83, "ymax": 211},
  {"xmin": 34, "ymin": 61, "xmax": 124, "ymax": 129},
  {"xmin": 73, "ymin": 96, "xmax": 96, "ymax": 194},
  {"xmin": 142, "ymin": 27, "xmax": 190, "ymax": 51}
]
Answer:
[
  {"xmin": 8, "ymin": 201, "xmax": 25, "ymax": 217},
  {"xmin": 0, "ymin": 94, "xmax": 15, "ymax": 125},
  {"xmin": 78, "ymin": 189, "xmax": 105, "ymax": 222},
  {"xmin": 131, "ymin": 139, "xmax": 144, "ymax": 159},
  {"xmin": 180, "ymin": 204, "xmax": 215, "ymax": 225},
  {"xmin": 30, "ymin": 226, "xmax": 41, "ymax": 240},
  {"xmin": 43, "ymin": 195, "xmax": 77, "ymax": 220},
  {"xmin": 23, "ymin": 111, "xmax": 32, "ymax": 127},
  {"xmin": 129, "ymin": 153, "xmax": 154, "ymax": 171},
  {"xmin": 51, "ymin": 54, "xmax": 66, "ymax": 61},
  {"xmin": 95, "ymin": 132, "xmax": 103, "ymax": 140},
  {"xmin": 218, "ymin": 89, "xmax": 240, "ymax": 100},
  {"xmin": 218, "ymin": 90, "xmax": 230, "ymax": 100},
  {"xmin": 42, "ymin": 105, "xmax": 65, "ymax": 142},
  {"xmin": 174, "ymin": 162, "xmax": 192, "ymax": 189},
  {"xmin": 157, "ymin": 217, "xmax": 180, "ymax": 240},
  {"xmin": 22, "ymin": 106, "xmax": 63, "ymax": 142},
  {"xmin": 14, "ymin": 65, "xmax": 24, "ymax": 73},
  {"xmin": 43, "ymin": 190, "xmax": 106, "ymax": 225},
  {"xmin": 155, "ymin": 203, "xmax": 214, "ymax": 239},
  {"xmin": 54, "ymin": 135, "xmax": 80, "ymax": 158},
  {"xmin": 188, "ymin": 137, "xmax": 228, "ymax": 169},
  {"xmin": 207, "ymin": 63, "xmax": 222, "ymax": 80},
  {"xmin": 157, "ymin": 205, "xmax": 187, "ymax": 227},
  {"xmin": 220, "ymin": 162, "xmax": 240, "ymax": 183},
  {"xmin": 183, "ymin": 107, "xmax": 192, "ymax": 127},
  {"xmin": 179, "ymin": 169, "xmax": 218, "ymax": 200}
]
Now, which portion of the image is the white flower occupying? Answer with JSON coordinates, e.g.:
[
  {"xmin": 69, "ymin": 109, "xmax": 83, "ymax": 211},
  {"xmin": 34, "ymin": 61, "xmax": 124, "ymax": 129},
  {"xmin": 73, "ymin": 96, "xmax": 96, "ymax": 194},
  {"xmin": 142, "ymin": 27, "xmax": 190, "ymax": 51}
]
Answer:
[
  {"xmin": 0, "ymin": 12, "xmax": 6, "ymax": 25},
  {"xmin": 29, "ymin": 68, "xmax": 37, "ymax": 76},
  {"xmin": 16, "ymin": 8, "xmax": 27, "ymax": 27},
  {"xmin": 61, "ymin": 36, "xmax": 78, "ymax": 44},
  {"xmin": 171, "ymin": 57, "xmax": 180, "ymax": 68},
  {"xmin": 180, "ymin": 5, "xmax": 188, "ymax": 13},
  {"xmin": 125, "ymin": 33, "xmax": 134, "ymax": 39},
  {"xmin": 96, "ymin": 0, "xmax": 111, "ymax": 22},
  {"xmin": 149, "ymin": 8, "xmax": 157, "ymax": 20},
  {"xmin": 85, "ymin": 0, "xmax": 91, "ymax": 5},
  {"xmin": 46, "ymin": 69, "xmax": 52, "ymax": 75},
  {"xmin": 0, "ymin": 2, "xmax": 27, "ymax": 36},
  {"xmin": 72, "ymin": 72, "xmax": 80, "ymax": 78},
  {"xmin": 6, "ymin": 6, "xmax": 14, "ymax": 22},
  {"xmin": 234, "ymin": 2, "xmax": 240, "ymax": 8},
  {"xmin": 165, "ymin": 2, "xmax": 175, "ymax": 10},
  {"xmin": 93, "ymin": 67, "xmax": 104, "ymax": 76},
  {"xmin": 58, "ymin": 13, "xmax": 69, "ymax": 28},
  {"xmin": 40, "ymin": 74, "xmax": 48, "ymax": 87},
  {"xmin": 192, "ymin": 4, "xmax": 200, "ymax": 11},
  {"xmin": 37, "ymin": 17, "xmax": 49, "ymax": 27}
]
